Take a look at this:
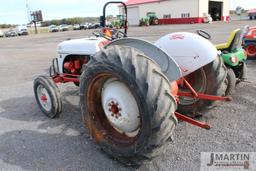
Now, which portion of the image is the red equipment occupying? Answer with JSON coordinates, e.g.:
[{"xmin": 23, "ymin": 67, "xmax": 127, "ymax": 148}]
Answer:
[{"xmin": 243, "ymin": 26, "xmax": 256, "ymax": 59}]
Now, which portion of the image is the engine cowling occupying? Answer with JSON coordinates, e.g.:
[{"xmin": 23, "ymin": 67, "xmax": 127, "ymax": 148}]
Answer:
[{"xmin": 58, "ymin": 37, "xmax": 104, "ymax": 55}]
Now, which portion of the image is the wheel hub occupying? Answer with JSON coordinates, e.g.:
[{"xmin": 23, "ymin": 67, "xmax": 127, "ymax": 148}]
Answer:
[
  {"xmin": 101, "ymin": 79, "xmax": 140, "ymax": 136},
  {"xmin": 41, "ymin": 95, "xmax": 47, "ymax": 102},
  {"xmin": 37, "ymin": 85, "xmax": 52, "ymax": 112},
  {"xmin": 108, "ymin": 101, "xmax": 122, "ymax": 119}
]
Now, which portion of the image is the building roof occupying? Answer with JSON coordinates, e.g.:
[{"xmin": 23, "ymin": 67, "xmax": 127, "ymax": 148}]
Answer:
[
  {"xmin": 248, "ymin": 9, "xmax": 256, "ymax": 14},
  {"xmin": 124, "ymin": 0, "xmax": 161, "ymax": 6}
]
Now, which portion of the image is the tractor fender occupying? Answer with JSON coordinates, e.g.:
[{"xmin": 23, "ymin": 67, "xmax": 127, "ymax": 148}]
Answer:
[
  {"xmin": 104, "ymin": 38, "xmax": 182, "ymax": 81},
  {"xmin": 155, "ymin": 32, "xmax": 218, "ymax": 77}
]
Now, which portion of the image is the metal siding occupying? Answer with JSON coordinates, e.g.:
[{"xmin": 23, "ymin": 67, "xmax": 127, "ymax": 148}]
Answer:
[
  {"xmin": 127, "ymin": 7, "xmax": 140, "ymax": 25},
  {"xmin": 119, "ymin": 0, "xmax": 229, "ymax": 25}
]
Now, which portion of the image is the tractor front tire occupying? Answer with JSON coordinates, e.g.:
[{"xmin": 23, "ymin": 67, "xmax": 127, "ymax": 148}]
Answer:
[
  {"xmin": 177, "ymin": 57, "xmax": 227, "ymax": 116},
  {"xmin": 79, "ymin": 46, "xmax": 178, "ymax": 165},
  {"xmin": 225, "ymin": 68, "xmax": 236, "ymax": 95},
  {"xmin": 236, "ymin": 62, "xmax": 247, "ymax": 84},
  {"xmin": 34, "ymin": 75, "xmax": 62, "ymax": 118}
]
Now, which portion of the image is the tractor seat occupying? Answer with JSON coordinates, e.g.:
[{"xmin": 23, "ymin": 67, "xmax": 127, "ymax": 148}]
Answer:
[{"xmin": 216, "ymin": 29, "xmax": 242, "ymax": 52}]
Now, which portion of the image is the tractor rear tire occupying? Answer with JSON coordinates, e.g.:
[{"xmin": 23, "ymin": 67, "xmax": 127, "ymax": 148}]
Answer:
[
  {"xmin": 34, "ymin": 75, "xmax": 62, "ymax": 118},
  {"xmin": 79, "ymin": 45, "xmax": 178, "ymax": 165},
  {"xmin": 177, "ymin": 57, "xmax": 227, "ymax": 116},
  {"xmin": 225, "ymin": 68, "xmax": 236, "ymax": 95}
]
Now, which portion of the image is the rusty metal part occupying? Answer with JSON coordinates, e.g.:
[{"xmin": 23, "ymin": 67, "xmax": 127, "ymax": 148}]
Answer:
[
  {"xmin": 85, "ymin": 73, "xmax": 139, "ymax": 145},
  {"xmin": 177, "ymin": 76, "xmax": 232, "ymax": 102},
  {"xmin": 178, "ymin": 92, "xmax": 232, "ymax": 101},
  {"xmin": 52, "ymin": 73, "xmax": 80, "ymax": 84},
  {"xmin": 175, "ymin": 112, "xmax": 211, "ymax": 130}
]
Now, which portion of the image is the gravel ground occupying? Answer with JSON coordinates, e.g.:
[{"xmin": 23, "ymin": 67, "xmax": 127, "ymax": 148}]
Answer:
[{"xmin": 0, "ymin": 20, "xmax": 256, "ymax": 171}]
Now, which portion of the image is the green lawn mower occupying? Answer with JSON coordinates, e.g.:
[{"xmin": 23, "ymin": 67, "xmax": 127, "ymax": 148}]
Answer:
[
  {"xmin": 197, "ymin": 29, "xmax": 247, "ymax": 95},
  {"xmin": 111, "ymin": 15, "xmax": 126, "ymax": 29}
]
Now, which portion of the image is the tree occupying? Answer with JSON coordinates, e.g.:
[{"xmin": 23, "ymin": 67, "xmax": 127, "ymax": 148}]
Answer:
[{"xmin": 235, "ymin": 6, "xmax": 244, "ymax": 15}]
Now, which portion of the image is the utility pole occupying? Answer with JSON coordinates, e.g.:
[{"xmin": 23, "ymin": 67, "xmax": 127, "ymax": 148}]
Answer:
[{"xmin": 25, "ymin": 0, "xmax": 31, "ymax": 23}]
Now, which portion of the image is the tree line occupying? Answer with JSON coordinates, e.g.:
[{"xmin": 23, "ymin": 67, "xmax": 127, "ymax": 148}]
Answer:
[
  {"xmin": 41, "ymin": 17, "xmax": 100, "ymax": 27},
  {"xmin": 0, "ymin": 24, "xmax": 17, "ymax": 28},
  {"xmin": 0, "ymin": 17, "xmax": 100, "ymax": 28}
]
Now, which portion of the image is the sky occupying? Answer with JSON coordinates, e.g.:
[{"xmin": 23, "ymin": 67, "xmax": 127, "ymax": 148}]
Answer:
[{"xmin": 0, "ymin": 0, "xmax": 255, "ymax": 24}]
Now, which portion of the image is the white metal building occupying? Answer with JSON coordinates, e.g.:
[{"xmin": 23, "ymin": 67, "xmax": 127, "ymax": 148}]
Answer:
[{"xmin": 120, "ymin": 0, "xmax": 230, "ymax": 25}]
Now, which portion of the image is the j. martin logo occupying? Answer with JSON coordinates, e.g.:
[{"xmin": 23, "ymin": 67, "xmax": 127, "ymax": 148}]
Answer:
[{"xmin": 201, "ymin": 152, "xmax": 256, "ymax": 171}]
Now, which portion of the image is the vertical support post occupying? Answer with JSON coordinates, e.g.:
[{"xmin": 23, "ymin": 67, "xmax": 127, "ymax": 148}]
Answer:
[{"xmin": 33, "ymin": 21, "xmax": 38, "ymax": 34}]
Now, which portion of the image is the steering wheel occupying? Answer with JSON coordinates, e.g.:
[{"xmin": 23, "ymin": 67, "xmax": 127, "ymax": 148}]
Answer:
[
  {"xmin": 93, "ymin": 28, "xmax": 126, "ymax": 40},
  {"xmin": 196, "ymin": 30, "xmax": 211, "ymax": 40}
]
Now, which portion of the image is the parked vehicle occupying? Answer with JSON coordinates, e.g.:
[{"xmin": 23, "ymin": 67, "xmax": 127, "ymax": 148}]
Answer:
[
  {"xmin": 215, "ymin": 29, "xmax": 247, "ymax": 94},
  {"xmin": 87, "ymin": 23, "xmax": 94, "ymax": 29},
  {"xmin": 16, "ymin": 25, "xmax": 29, "ymax": 36},
  {"xmin": 4, "ymin": 30, "xmax": 18, "ymax": 37},
  {"xmin": 106, "ymin": 23, "xmax": 113, "ymax": 28},
  {"xmin": 79, "ymin": 23, "xmax": 89, "ymax": 30},
  {"xmin": 197, "ymin": 29, "xmax": 247, "ymax": 95},
  {"xmin": 112, "ymin": 15, "xmax": 126, "ymax": 28},
  {"xmin": 0, "ymin": 30, "xmax": 4, "ymax": 38},
  {"xmin": 34, "ymin": 1, "xmax": 229, "ymax": 166},
  {"xmin": 203, "ymin": 14, "xmax": 213, "ymax": 23},
  {"xmin": 91, "ymin": 23, "xmax": 100, "ymax": 29},
  {"xmin": 59, "ymin": 24, "xmax": 69, "ymax": 31},
  {"xmin": 243, "ymin": 26, "xmax": 256, "ymax": 59},
  {"xmin": 248, "ymin": 9, "xmax": 256, "ymax": 20},
  {"xmin": 140, "ymin": 12, "xmax": 159, "ymax": 26},
  {"xmin": 49, "ymin": 25, "xmax": 59, "ymax": 32},
  {"xmin": 73, "ymin": 24, "xmax": 81, "ymax": 30}
]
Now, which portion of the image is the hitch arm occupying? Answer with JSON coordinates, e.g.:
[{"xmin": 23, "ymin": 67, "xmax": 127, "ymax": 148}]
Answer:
[
  {"xmin": 175, "ymin": 112, "xmax": 211, "ymax": 130},
  {"xmin": 178, "ymin": 92, "xmax": 232, "ymax": 101}
]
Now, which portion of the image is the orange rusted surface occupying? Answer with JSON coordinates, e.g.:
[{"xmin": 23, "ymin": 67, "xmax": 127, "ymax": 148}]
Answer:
[
  {"xmin": 85, "ymin": 117, "xmax": 105, "ymax": 143},
  {"xmin": 170, "ymin": 81, "xmax": 178, "ymax": 97}
]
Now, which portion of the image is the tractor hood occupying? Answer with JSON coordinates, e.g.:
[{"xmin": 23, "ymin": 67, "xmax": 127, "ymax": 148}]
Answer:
[{"xmin": 57, "ymin": 37, "xmax": 104, "ymax": 55}]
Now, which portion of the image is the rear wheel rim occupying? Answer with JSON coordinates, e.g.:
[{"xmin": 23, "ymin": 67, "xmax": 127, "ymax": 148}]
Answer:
[
  {"xmin": 37, "ymin": 85, "xmax": 52, "ymax": 112},
  {"xmin": 86, "ymin": 73, "xmax": 141, "ymax": 145},
  {"xmin": 101, "ymin": 78, "xmax": 140, "ymax": 137},
  {"xmin": 179, "ymin": 69, "xmax": 207, "ymax": 105}
]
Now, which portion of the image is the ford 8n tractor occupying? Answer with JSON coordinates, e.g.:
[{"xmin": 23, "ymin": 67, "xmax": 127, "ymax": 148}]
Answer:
[{"xmin": 34, "ymin": 1, "xmax": 229, "ymax": 165}]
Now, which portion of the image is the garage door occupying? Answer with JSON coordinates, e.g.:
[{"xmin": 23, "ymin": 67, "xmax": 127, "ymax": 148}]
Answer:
[{"xmin": 127, "ymin": 7, "xmax": 140, "ymax": 26}]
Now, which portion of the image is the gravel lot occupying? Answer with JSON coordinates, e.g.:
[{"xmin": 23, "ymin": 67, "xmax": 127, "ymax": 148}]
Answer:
[{"xmin": 0, "ymin": 20, "xmax": 256, "ymax": 171}]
